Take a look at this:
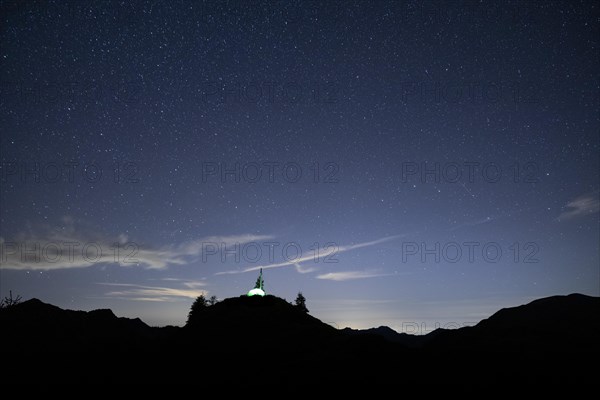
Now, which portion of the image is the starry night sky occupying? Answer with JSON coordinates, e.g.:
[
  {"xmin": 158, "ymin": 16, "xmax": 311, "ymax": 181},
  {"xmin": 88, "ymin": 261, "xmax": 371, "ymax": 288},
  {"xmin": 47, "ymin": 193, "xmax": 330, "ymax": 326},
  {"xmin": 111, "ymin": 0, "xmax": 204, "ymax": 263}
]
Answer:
[{"xmin": 1, "ymin": 0, "xmax": 598, "ymax": 330}]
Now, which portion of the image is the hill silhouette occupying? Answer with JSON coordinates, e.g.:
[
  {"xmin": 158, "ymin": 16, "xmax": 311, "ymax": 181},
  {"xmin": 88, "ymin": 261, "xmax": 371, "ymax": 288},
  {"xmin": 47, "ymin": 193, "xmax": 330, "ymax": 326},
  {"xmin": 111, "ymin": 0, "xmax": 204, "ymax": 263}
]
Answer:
[
  {"xmin": 342, "ymin": 294, "xmax": 600, "ymax": 351},
  {"xmin": 428, "ymin": 293, "xmax": 600, "ymax": 352},
  {"xmin": 0, "ymin": 298, "xmax": 155, "ymax": 352},
  {"xmin": 341, "ymin": 325, "xmax": 435, "ymax": 347},
  {"xmin": 181, "ymin": 295, "xmax": 348, "ymax": 360},
  {"xmin": 1, "ymin": 293, "xmax": 598, "ymax": 386}
]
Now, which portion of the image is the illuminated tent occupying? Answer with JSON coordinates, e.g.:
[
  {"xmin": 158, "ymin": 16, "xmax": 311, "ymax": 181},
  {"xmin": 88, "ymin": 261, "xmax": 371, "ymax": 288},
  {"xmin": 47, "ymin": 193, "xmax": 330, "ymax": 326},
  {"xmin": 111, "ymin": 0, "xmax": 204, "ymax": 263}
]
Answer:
[{"xmin": 247, "ymin": 268, "xmax": 265, "ymax": 296}]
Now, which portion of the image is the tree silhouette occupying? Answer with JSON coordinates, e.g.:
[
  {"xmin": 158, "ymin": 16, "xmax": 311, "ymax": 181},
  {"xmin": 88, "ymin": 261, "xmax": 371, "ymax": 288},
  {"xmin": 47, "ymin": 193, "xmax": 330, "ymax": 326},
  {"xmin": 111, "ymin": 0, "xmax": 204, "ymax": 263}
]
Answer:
[
  {"xmin": 208, "ymin": 295, "xmax": 218, "ymax": 306},
  {"xmin": 187, "ymin": 295, "xmax": 207, "ymax": 325},
  {"xmin": 295, "ymin": 292, "xmax": 308, "ymax": 313},
  {"xmin": 0, "ymin": 291, "xmax": 22, "ymax": 309}
]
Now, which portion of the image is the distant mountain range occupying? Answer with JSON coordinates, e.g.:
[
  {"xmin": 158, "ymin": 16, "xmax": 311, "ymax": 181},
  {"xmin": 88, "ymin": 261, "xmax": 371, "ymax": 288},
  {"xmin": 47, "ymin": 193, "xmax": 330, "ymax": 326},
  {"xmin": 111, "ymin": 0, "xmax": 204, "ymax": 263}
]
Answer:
[
  {"xmin": 1, "ymin": 293, "xmax": 598, "ymax": 386},
  {"xmin": 342, "ymin": 325, "xmax": 435, "ymax": 347},
  {"xmin": 343, "ymin": 293, "xmax": 600, "ymax": 350}
]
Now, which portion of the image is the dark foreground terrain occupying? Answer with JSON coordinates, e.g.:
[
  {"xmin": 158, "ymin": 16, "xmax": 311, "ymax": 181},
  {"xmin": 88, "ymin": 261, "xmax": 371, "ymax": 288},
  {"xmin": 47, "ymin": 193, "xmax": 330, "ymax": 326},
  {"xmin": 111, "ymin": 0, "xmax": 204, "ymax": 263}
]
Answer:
[{"xmin": 1, "ymin": 293, "xmax": 598, "ymax": 387}]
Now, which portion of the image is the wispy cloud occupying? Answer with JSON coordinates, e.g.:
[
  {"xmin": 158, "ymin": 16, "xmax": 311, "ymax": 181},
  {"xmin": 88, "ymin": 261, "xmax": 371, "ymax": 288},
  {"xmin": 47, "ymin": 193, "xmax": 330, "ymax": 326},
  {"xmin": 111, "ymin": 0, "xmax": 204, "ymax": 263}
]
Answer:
[
  {"xmin": 315, "ymin": 270, "xmax": 391, "ymax": 281},
  {"xmin": 558, "ymin": 192, "xmax": 600, "ymax": 221},
  {"xmin": 295, "ymin": 263, "xmax": 317, "ymax": 274},
  {"xmin": 450, "ymin": 216, "xmax": 496, "ymax": 231},
  {"xmin": 0, "ymin": 219, "xmax": 273, "ymax": 271},
  {"xmin": 98, "ymin": 281, "xmax": 207, "ymax": 302},
  {"xmin": 215, "ymin": 235, "xmax": 404, "ymax": 275}
]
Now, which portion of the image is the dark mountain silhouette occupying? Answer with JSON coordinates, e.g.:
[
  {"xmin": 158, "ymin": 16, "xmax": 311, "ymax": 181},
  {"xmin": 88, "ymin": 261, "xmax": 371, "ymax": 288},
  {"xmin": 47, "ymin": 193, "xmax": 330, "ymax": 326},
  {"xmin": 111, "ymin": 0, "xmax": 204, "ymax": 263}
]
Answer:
[
  {"xmin": 1, "ymin": 293, "xmax": 598, "ymax": 386},
  {"xmin": 341, "ymin": 294, "xmax": 600, "ymax": 352},
  {"xmin": 341, "ymin": 325, "xmax": 439, "ymax": 347},
  {"xmin": 182, "ymin": 295, "xmax": 346, "ymax": 358},
  {"xmin": 428, "ymin": 293, "xmax": 600, "ymax": 351},
  {"xmin": 0, "ymin": 298, "xmax": 155, "ymax": 352}
]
